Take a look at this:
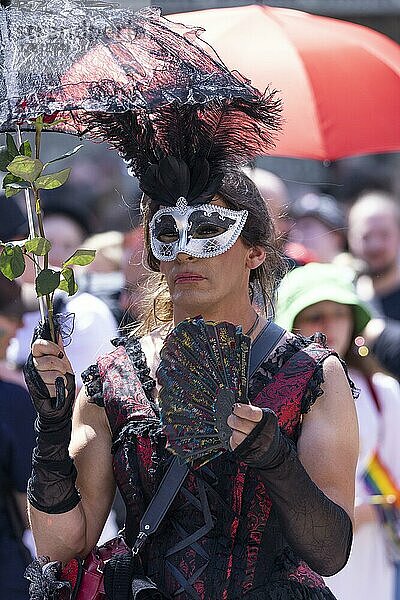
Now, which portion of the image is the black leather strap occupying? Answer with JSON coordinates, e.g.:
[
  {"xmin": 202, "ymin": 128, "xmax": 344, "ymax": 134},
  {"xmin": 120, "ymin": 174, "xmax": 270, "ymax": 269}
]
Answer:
[
  {"xmin": 249, "ymin": 321, "xmax": 285, "ymax": 376},
  {"xmin": 132, "ymin": 320, "xmax": 287, "ymax": 552},
  {"xmin": 132, "ymin": 457, "xmax": 188, "ymax": 553}
]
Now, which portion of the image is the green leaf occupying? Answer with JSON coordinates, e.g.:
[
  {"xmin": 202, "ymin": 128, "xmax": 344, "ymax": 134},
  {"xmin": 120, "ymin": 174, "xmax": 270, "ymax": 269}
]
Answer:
[
  {"xmin": 0, "ymin": 146, "xmax": 12, "ymax": 172},
  {"xmin": 3, "ymin": 172, "xmax": 23, "ymax": 188},
  {"xmin": 35, "ymin": 168, "xmax": 71, "ymax": 190},
  {"xmin": 59, "ymin": 267, "xmax": 78, "ymax": 296},
  {"xmin": 4, "ymin": 183, "xmax": 28, "ymax": 198},
  {"xmin": 6, "ymin": 134, "xmax": 19, "ymax": 158},
  {"xmin": 7, "ymin": 156, "xmax": 43, "ymax": 183},
  {"xmin": 5, "ymin": 181, "xmax": 30, "ymax": 195},
  {"xmin": 25, "ymin": 236, "xmax": 51, "ymax": 256},
  {"xmin": 63, "ymin": 248, "xmax": 96, "ymax": 267},
  {"xmin": 19, "ymin": 140, "xmax": 32, "ymax": 157},
  {"xmin": 44, "ymin": 144, "xmax": 83, "ymax": 168},
  {"xmin": 0, "ymin": 243, "xmax": 25, "ymax": 280},
  {"xmin": 35, "ymin": 268, "xmax": 61, "ymax": 297},
  {"xmin": 3, "ymin": 173, "xmax": 24, "ymax": 187}
]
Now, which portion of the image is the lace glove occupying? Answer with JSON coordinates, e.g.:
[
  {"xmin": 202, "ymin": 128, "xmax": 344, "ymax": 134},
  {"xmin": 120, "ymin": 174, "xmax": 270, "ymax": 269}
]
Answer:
[
  {"xmin": 23, "ymin": 319, "xmax": 80, "ymax": 514},
  {"xmin": 233, "ymin": 408, "xmax": 353, "ymax": 577}
]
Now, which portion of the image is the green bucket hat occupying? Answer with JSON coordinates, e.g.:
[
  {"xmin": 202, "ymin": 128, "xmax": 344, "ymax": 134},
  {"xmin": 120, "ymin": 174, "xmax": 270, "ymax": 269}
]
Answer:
[{"xmin": 275, "ymin": 262, "xmax": 371, "ymax": 335}]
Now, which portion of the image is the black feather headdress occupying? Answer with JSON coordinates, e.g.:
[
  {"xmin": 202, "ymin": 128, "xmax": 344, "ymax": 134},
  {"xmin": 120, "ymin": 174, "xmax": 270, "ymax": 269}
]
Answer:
[
  {"xmin": 81, "ymin": 17, "xmax": 282, "ymax": 207},
  {"xmin": 87, "ymin": 93, "xmax": 281, "ymax": 207}
]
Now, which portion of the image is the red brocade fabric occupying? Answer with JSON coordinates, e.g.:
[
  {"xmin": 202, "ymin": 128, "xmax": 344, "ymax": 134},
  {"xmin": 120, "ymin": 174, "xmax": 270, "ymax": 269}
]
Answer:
[{"xmin": 93, "ymin": 336, "xmax": 340, "ymax": 599}]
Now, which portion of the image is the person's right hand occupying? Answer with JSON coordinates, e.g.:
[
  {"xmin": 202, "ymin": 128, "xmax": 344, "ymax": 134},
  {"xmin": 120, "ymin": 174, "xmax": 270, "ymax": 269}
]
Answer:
[{"xmin": 23, "ymin": 321, "xmax": 76, "ymax": 420}]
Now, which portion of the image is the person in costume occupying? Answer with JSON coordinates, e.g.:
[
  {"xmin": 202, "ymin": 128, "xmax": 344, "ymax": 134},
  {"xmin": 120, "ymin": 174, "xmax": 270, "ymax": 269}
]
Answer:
[
  {"xmin": 23, "ymin": 165, "xmax": 358, "ymax": 599},
  {"xmin": 276, "ymin": 262, "xmax": 400, "ymax": 600},
  {"xmin": 21, "ymin": 13, "xmax": 357, "ymax": 597}
]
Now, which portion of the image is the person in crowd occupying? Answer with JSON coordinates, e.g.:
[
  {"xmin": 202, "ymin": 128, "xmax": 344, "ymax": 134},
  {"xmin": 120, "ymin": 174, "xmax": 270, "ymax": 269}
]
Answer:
[
  {"xmin": 42, "ymin": 208, "xmax": 89, "ymax": 269},
  {"xmin": 288, "ymin": 193, "xmax": 347, "ymax": 263},
  {"xmin": 77, "ymin": 230, "xmax": 125, "ymax": 324},
  {"xmin": 276, "ymin": 262, "xmax": 400, "ymax": 600},
  {"xmin": 2, "ymin": 199, "xmax": 119, "ymax": 389},
  {"xmin": 244, "ymin": 167, "xmax": 292, "ymax": 244},
  {"xmin": 361, "ymin": 317, "xmax": 400, "ymax": 381},
  {"xmin": 348, "ymin": 190, "xmax": 400, "ymax": 321},
  {"xmin": 0, "ymin": 276, "xmax": 36, "ymax": 600},
  {"xmin": 118, "ymin": 226, "xmax": 150, "ymax": 329}
]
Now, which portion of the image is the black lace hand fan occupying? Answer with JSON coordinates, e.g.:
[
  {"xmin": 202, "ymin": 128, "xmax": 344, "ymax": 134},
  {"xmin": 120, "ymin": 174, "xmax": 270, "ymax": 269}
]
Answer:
[{"xmin": 156, "ymin": 316, "xmax": 251, "ymax": 468}]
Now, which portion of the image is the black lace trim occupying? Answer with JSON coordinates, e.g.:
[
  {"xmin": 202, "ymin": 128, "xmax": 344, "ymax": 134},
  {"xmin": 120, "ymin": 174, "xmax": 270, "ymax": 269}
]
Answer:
[
  {"xmin": 113, "ymin": 336, "xmax": 157, "ymax": 400},
  {"xmin": 81, "ymin": 364, "xmax": 104, "ymax": 407},
  {"xmin": 111, "ymin": 420, "xmax": 164, "ymax": 455},
  {"xmin": 249, "ymin": 333, "xmax": 358, "ymax": 414},
  {"xmin": 81, "ymin": 335, "xmax": 157, "ymax": 409},
  {"xmin": 24, "ymin": 557, "xmax": 69, "ymax": 600}
]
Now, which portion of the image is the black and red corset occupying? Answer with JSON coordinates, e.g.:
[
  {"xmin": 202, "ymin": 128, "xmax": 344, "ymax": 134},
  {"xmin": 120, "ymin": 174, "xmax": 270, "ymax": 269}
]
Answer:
[{"xmin": 82, "ymin": 334, "xmax": 341, "ymax": 599}]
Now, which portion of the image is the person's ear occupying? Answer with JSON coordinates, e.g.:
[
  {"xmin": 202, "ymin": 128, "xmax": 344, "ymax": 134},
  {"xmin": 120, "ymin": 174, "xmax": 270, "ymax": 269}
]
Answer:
[{"xmin": 246, "ymin": 245, "xmax": 266, "ymax": 270}]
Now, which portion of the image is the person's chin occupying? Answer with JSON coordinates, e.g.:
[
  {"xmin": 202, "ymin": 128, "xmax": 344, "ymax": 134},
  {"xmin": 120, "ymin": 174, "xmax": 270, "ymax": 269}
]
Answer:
[
  {"xmin": 172, "ymin": 287, "xmax": 212, "ymax": 310},
  {"xmin": 367, "ymin": 262, "xmax": 394, "ymax": 278}
]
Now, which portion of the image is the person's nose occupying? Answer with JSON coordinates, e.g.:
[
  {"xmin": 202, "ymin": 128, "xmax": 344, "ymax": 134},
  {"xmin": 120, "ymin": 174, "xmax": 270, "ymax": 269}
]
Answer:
[
  {"xmin": 321, "ymin": 320, "xmax": 336, "ymax": 342},
  {"xmin": 364, "ymin": 234, "xmax": 385, "ymax": 254},
  {"xmin": 175, "ymin": 252, "xmax": 196, "ymax": 263}
]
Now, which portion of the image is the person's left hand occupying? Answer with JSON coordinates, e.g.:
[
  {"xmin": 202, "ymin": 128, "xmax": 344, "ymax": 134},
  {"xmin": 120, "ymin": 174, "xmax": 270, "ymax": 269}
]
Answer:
[{"xmin": 227, "ymin": 403, "xmax": 264, "ymax": 450}]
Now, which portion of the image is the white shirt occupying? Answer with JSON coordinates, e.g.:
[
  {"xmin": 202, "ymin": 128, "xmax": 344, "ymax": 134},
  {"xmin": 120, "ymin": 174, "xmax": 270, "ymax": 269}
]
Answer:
[
  {"xmin": 325, "ymin": 369, "xmax": 400, "ymax": 600},
  {"xmin": 9, "ymin": 292, "xmax": 118, "ymax": 388}
]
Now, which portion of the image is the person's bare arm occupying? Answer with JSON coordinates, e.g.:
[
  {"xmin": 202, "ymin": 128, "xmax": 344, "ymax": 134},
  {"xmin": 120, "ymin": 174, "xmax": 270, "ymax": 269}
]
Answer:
[
  {"xmin": 229, "ymin": 354, "xmax": 358, "ymax": 575},
  {"xmin": 297, "ymin": 355, "xmax": 358, "ymax": 523},
  {"xmin": 29, "ymin": 385, "xmax": 115, "ymax": 562}
]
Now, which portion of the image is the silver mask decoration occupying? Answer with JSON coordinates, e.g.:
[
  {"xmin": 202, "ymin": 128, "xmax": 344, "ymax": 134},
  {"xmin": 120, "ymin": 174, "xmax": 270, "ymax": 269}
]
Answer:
[{"xmin": 150, "ymin": 199, "xmax": 248, "ymax": 261}]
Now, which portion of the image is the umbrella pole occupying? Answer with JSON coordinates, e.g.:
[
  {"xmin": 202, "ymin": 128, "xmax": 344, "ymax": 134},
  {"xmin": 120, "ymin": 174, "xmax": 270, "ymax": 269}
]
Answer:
[{"xmin": 15, "ymin": 126, "xmax": 46, "ymax": 323}]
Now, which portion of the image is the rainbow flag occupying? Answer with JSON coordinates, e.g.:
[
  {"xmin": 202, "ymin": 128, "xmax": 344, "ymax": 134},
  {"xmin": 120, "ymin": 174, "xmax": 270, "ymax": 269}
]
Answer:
[{"xmin": 363, "ymin": 451, "xmax": 400, "ymax": 508}]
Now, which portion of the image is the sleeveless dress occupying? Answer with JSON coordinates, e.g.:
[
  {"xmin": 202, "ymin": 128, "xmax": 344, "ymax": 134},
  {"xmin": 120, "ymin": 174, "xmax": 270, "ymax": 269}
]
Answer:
[{"xmin": 82, "ymin": 333, "xmax": 347, "ymax": 600}]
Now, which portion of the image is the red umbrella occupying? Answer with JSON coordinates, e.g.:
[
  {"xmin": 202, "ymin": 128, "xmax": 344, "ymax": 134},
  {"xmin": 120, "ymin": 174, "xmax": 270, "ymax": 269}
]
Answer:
[{"xmin": 170, "ymin": 5, "xmax": 400, "ymax": 161}]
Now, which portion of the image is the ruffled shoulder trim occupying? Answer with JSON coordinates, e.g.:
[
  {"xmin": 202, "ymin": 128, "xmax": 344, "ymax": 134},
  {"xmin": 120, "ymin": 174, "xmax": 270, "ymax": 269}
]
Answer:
[
  {"xmin": 299, "ymin": 336, "xmax": 358, "ymax": 414},
  {"xmin": 249, "ymin": 332, "xmax": 358, "ymax": 415},
  {"xmin": 81, "ymin": 334, "xmax": 156, "ymax": 409}
]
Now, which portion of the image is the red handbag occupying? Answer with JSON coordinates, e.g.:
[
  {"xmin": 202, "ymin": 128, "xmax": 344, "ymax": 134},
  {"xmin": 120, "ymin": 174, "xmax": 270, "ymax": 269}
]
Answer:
[{"xmin": 60, "ymin": 536, "xmax": 130, "ymax": 600}]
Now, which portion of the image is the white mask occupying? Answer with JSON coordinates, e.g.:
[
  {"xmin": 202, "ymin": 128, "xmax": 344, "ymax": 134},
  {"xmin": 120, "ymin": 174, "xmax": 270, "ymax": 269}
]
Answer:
[{"xmin": 149, "ymin": 198, "xmax": 248, "ymax": 261}]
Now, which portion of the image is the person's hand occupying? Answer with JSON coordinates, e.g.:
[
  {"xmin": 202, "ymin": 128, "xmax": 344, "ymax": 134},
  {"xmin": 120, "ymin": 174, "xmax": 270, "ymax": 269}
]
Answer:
[
  {"xmin": 227, "ymin": 403, "xmax": 264, "ymax": 450},
  {"xmin": 24, "ymin": 320, "xmax": 80, "ymax": 516},
  {"xmin": 23, "ymin": 320, "xmax": 76, "ymax": 420},
  {"xmin": 228, "ymin": 404, "xmax": 281, "ymax": 468}
]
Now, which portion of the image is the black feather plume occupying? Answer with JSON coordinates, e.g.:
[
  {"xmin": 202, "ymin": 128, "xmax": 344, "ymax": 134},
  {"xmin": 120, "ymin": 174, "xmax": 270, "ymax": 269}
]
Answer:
[
  {"xmin": 84, "ymin": 69, "xmax": 281, "ymax": 206},
  {"xmin": 85, "ymin": 87, "xmax": 281, "ymax": 206}
]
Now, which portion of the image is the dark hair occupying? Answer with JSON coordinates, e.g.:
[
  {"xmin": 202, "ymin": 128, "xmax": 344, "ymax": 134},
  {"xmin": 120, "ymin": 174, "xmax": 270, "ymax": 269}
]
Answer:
[{"xmin": 137, "ymin": 169, "xmax": 286, "ymax": 334}]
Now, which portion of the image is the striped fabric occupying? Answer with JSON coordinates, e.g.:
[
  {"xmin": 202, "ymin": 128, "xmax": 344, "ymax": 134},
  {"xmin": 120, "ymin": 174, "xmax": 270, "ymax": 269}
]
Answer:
[{"xmin": 364, "ymin": 451, "xmax": 400, "ymax": 509}]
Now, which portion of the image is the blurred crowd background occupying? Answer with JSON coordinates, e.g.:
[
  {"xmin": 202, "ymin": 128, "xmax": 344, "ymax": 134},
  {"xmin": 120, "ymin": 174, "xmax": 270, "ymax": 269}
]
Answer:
[{"xmin": 1, "ymin": 1, "xmax": 400, "ymax": 599}]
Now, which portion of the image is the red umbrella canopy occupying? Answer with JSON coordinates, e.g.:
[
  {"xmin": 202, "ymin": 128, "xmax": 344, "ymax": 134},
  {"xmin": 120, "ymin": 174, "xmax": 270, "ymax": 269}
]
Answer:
[{"xmin": 170, "ymin": 5, "xmax": 400, "ymax": 161}]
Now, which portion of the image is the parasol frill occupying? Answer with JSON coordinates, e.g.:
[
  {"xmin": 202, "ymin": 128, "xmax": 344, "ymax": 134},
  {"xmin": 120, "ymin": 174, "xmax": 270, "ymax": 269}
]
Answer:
[{"xmin": 0, "ymin": 0, "xmax": 281, "ymax": 160}]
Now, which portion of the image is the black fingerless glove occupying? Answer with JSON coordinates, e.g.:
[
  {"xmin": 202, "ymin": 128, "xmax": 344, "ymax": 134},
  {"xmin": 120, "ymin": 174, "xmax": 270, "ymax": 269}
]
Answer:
[
  {"xmin": 234, "ymin": 408, "xmax": 353, "ymax": 577},
  {"xmin": 24, "ymin": 319, "xmax": 80, "ymax": 514}
]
